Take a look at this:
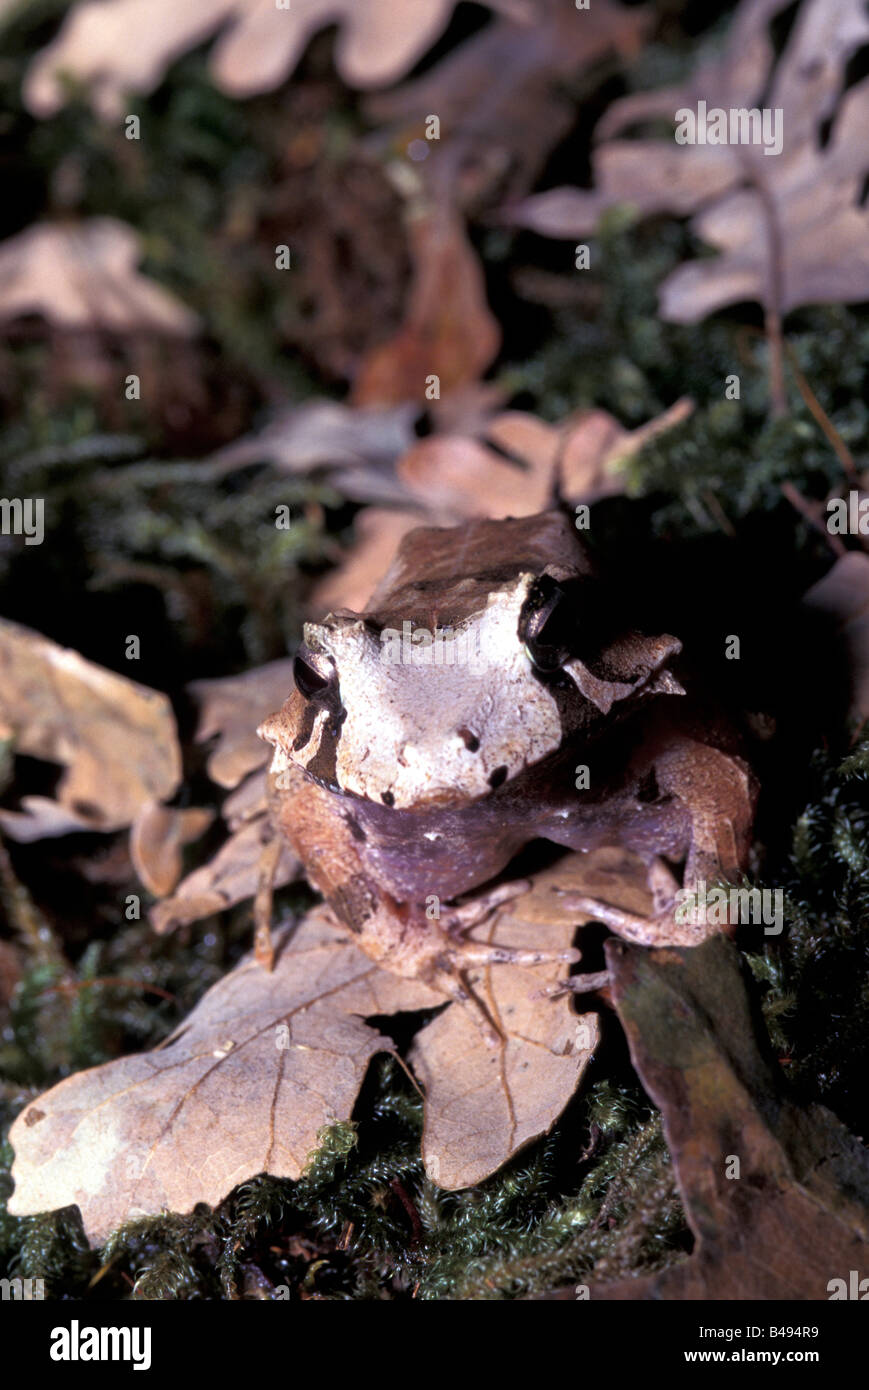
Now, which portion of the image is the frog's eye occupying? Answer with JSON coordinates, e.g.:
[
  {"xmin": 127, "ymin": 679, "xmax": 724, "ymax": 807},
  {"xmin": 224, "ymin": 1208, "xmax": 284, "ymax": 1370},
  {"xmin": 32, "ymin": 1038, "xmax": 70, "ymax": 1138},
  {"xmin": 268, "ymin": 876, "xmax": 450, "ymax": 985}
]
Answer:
[
  {"xmin": 521, "ymin": 579, "xmax": 572, "ymax": 671},
  {"xmin": 293, "ymin": 652, "xmax": 335, "ymax": 700}
]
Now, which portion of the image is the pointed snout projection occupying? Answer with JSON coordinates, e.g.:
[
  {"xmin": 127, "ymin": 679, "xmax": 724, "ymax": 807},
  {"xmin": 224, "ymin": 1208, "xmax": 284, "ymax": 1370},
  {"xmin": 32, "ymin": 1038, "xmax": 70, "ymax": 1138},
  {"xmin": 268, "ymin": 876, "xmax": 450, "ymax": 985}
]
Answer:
[{"xmin": 562, "ymin": 632, "xmax": 685, "ymax": 717}]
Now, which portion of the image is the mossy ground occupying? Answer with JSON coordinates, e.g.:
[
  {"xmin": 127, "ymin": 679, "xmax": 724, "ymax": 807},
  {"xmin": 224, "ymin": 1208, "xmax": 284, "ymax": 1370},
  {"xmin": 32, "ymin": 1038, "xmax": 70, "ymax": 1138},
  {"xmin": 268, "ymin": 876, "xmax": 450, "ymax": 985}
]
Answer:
[{"xmin": 1, "ymin": 0, "xmax": 868, "ymax": 1298}]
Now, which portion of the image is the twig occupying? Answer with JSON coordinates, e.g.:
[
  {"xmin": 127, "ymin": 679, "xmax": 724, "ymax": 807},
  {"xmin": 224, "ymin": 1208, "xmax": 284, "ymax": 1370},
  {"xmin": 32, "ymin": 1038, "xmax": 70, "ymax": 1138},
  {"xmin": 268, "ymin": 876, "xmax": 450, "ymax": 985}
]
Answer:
[{"xmin": 781, "ymin": 481, "xmax": 846, "ymax": 557}]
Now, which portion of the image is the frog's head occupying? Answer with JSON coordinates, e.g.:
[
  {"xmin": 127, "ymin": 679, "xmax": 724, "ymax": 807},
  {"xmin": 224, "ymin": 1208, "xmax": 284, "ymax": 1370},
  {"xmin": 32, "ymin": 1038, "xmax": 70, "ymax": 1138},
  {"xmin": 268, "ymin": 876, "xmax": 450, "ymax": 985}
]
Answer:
[{"xmin": 259, "ymin": 515, "xmax": 684, "ymax": 810}]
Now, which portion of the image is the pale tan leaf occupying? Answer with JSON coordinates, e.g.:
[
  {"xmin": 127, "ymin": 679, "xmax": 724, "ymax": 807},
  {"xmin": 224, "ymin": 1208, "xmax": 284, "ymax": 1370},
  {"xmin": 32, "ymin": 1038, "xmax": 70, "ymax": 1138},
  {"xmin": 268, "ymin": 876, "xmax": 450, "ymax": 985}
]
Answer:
[
  {"xmin": 0, "ymin": 219, "xmax": 198, "ymax": 335},
  {"xmin": 129, "ymin": 802, "xmax": 215, "ymax": 897},
  {"xmin": 189, "ymin": 660, "xmax": 295, "ymax": 790},
  {"xmin": 659, "ymin": 81, "xmax": 869, "ymax": 322},
  {"xmin": 208, "ymin": 401, "xmax": 419, "ymax": 505},
  {"xmin": 8, "ymin": 907, "xmax": 443, "ymax": 1245},
  {"xmin": 25, "ymin": 0, "xmax": 518, "ymax": 119},
  {"xmin": 0, "ymin": 618, "xmax": 181, "ymax": 838},
  {"xmin": 396, "ymin": 400, "xmax": 693, "ymax": 518},
  {"xmin": 12, "ymin": 855, "xmax": 616, "ymax": 1238}
]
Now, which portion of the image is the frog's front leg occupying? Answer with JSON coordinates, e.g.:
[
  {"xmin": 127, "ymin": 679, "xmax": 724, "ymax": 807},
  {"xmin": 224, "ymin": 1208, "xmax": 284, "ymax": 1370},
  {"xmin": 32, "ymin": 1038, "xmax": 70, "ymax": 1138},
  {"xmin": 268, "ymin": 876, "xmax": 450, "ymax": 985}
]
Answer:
[{"xmin": 552, "ymin": 738, "xmax": 758, "ymax": 959}]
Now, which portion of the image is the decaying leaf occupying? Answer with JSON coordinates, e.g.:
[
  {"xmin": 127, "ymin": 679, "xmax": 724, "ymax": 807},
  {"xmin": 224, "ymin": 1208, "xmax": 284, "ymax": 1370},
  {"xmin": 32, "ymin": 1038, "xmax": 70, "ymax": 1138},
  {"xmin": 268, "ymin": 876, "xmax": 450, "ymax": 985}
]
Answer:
[
  {"xmin": 208, "ymin": 402, "xmax": 419, "ymax": 505},
  {"xmin": 506, "ymin": 0, "xmax": 869, "ymax": 324},
  {"xmin": 8, "ymin": 907, "xmax": 441, "ymax": 1243},
  {"xmin": 149, "ymin": 662, "xmax": 304, "ymax": 932},
  {"xmin": 398, "ymin": 398, "xmax": 694, "ymax": 518},
  {"xmin": 149, "ymin": 814, "xmax": 298, "ymax": 935},
  {"xmin": 0, "ymin": 219, "xmax": 198, "ymax": 335},
  {"xmin": 414, "ymin": 857, "xmax": 606, "ymax": 1189},
  {"xmin": 25, "ymin": 0, "xmax": 526, "ymax": 119},
  {"xmin": 129, "ymin": 802, "xmax": 215, "ymax": 898},
  {"xmin": 189, "ymin": 660, "xmax": 295, "ymax": 790},
  {"xmin": 0, "ymin": 618, "xmax": 182, "ymax": 840},
  {"xmin": 311, "ymin": 507, "xmax": 423, "ymax": 615},
  {"xmin": 352, "ymin": 206, "xmax": 500, "ymax": 407},
  {"xmin": 10, "ymin": 854, "xmax": 607, "ymax": 1243},
  {"xmin": 590, "ymin": 934, "xmax": 869, "ymax": 1298},
  {"xmin": 367, "ymin": 0, "xmax": 650, "ymax": 209}
]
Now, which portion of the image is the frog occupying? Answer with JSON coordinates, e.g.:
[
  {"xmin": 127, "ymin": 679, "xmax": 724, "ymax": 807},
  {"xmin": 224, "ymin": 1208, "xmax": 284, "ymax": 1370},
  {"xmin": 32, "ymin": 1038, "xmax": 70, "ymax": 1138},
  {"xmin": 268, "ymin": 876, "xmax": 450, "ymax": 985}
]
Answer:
[{"xmin": 258, "ymin": 509, "xmax": 757, "ymax": 1045}]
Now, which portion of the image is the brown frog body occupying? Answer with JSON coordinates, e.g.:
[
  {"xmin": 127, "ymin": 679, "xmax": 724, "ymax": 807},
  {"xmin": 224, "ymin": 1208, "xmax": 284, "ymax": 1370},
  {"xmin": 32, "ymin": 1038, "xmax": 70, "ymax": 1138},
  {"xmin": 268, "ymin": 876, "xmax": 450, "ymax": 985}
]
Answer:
[{"xmin": 259, "ymin": 511, "xmax": 757, "ymax": 1041}]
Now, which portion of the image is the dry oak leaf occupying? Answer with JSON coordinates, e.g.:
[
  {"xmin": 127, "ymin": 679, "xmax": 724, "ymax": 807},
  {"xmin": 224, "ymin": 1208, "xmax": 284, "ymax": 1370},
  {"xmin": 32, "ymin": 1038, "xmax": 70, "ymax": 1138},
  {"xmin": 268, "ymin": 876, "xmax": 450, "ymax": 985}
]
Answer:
[
  {"xmin": 10, "ymin": 855, "xmax": 603, "ymax": 1241},
  {"xmin": 208, "ymin": 401, "xmax": 419, "ymax": 506},
  {"xmin": 367, "ymin": 0, "xmax": 650, "ymax": 210},
  {"xmin": 589, "ymin": 935, "xmax": 869, "ymax": 1299},
  {"xmin": 189, "ymin": 659, "xmax": 296, "ymax": 790},
  {"xmin": 396, "ymin": 398, "xmax": 695, "ymax": 520},
  {"xmin": 351, "ymin": 205, "xmax": 500, "ymax": 407},
  {"xmin": 311, "ymin": 506, "xmax": 423, "ymax": 615},
  {"xmin": 8, "ymin": 907, "xmax": 441, "ymax": 1244},
  {"xmin": 0, "ymin": 219, "xmax": 198, "ymax": 336},
  {"xmin": 149, "ymin": 661, "xmax": 302, "ymax": 933},
  {"xmin": 413, "ymin": 855, "xmax": 606, "ymax": 1189},
  {"xmin": 0, "ymin": 618, "xmax": 182, "ymax": 840},
  {"xmin": 506, "ymin": 0, "xmax": 869, "ymax": 323},
  {"xmin": 130, "ymin": 801, "xmax": 215, "ymax": 898},
  {"xmin": 25, "ymin": 0, "xmax": 526, "ymax": 119}
]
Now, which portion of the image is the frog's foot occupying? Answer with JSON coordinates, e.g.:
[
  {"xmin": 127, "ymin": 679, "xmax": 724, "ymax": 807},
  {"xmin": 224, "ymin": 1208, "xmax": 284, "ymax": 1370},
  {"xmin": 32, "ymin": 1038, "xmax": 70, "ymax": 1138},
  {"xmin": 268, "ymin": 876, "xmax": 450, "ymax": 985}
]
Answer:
[
  {"xmin": 549, "ymin": 856, "xmax": 713, "ymax": 948},
  {"xmin": 532, "ymin": 969, "xmax": 611, "ymax": 1001},
  {"xmin": 441, "ymin": 879, "xmax": 532, "ymax": 935},
  {"xmin": 427, "ymin": 881, "xmax": 582, "ymax": 1047}
]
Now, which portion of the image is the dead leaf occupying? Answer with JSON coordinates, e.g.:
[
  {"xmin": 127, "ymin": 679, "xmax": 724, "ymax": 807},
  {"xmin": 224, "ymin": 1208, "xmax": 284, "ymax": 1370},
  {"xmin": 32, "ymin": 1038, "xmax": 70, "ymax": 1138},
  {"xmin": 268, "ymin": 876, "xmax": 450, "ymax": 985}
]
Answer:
[
  {"xmin": 147, "ymin": 662, "xmax": 303, "ymax": 931},
  {"xmin": 129, "ymin": 802, "xmax": 214, "ymax": 897},
  {"xmin": 25, "ymin": 0, "xmax": 524, "ymax": 118},
  {"xmin": 368, "ymin": 0, "xmax": 650, "ymax": 210},
  {"xmin": 305, "ymin": 400, "xmax": 691, "ymax": 613},
  {"xmin": 8, "ymin": 907, "xmax": 441, "ymax": 1243},
  {"xmin": 590, "ymin": 934, "xmax": 869, "ymax": 1298},
  {"xmin": 0, "ymin": 618, "xmax": 182, "ymax": 839},
  {"xmin": 149, "ymin": 813, "xmax": 299, "ymax": 935},
  {"xmin": 208, "ymin": 401, "xmax": 419, "ymax": 505},
  {"xmin": 189, "ymin": 660, "xmax": 295, "ymax": 790},
  {"xmin": 0, "ymin": 219, "xmax": 198, "ymax": 335},
  {"xmin": 397, "ymin": 399, "xmax": 694, "ymax": 517},
  {"xmin": 10, "ymin": 854, "xmax": 607, "ymax": 1241},
  {"xmin": 352, "ymin": 205, "xmax": 500, "ymax": 407},
  {"xmin": 505, "ymin": 0, "xmax": 869, "ymax": 324}
]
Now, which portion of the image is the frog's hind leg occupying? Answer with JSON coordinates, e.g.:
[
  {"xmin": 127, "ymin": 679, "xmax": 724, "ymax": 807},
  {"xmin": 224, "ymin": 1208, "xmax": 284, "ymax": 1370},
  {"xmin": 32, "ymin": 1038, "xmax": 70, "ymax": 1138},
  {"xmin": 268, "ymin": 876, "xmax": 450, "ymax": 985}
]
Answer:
[{"xmin": 548, "ymin": 855, "xmax": 700, "ymax": 950}]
